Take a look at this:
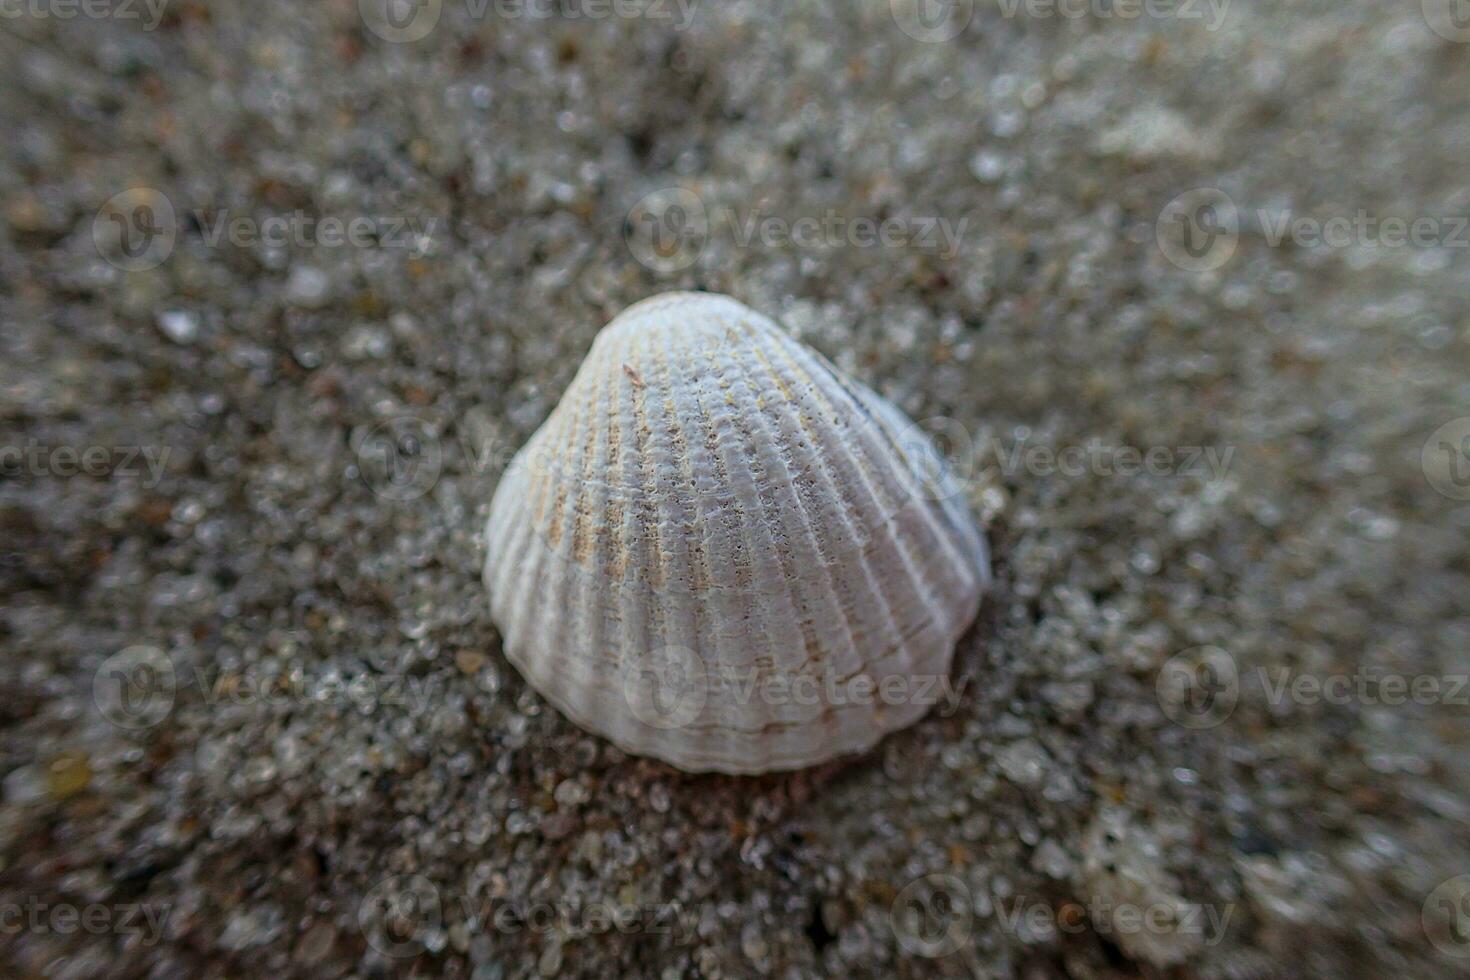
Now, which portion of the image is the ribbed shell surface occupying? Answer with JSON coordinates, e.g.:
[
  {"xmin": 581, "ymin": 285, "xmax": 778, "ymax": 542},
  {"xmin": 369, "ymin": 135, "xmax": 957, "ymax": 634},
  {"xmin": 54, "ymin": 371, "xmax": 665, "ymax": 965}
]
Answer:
[{"xmin": 484, "ymin": 292, "xmax": 988, "ymax": 773}]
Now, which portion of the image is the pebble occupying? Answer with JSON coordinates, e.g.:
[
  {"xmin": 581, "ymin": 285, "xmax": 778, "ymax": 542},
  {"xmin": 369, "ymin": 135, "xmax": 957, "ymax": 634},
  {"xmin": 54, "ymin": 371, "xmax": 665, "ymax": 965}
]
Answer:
[
  {"xmin": 157, "ymin": 310, "xmax": 200, "ymax": 344},
  {"xmin": 285, "ymin": 266, "xmax": 331, "ymax": 308}
]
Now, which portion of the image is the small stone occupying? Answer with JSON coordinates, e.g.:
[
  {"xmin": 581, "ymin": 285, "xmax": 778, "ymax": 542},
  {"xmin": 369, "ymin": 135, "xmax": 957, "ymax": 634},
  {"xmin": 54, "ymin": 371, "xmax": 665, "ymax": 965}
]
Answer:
[
  {"xmin": 45, "ymin": 752, "xmax": 92, "ymax": 799},
  {"xmin": 537, "ymin": 940, "xmax": 563, "ymax": 976},
  {"xmin": 285, "ymin": 266, "xmax": 331, "ymax": 308},
  {"xmin": 1031, "ymin": 839, "xmax": 1073, "ymax": 879},
  {"xmin": 292, "ymin": 921, "xmax": 337, "ymax": 965},
  {"xmin": 456, "ymin": 649, "xmax": 488, "ymax": 675},
  {"xmin": 157, "ymin": 310, "xmax": 200, "ymax": 345},
  {"xmin": 1096, "ymin": 106, "xmax": 1220, "ymax": 162},
  {"xmin": 970, "ymin": 150, "xmax": 1006, "ymax": 183},
  {"xmin": 6, "ymin": 192, "xmax": 63, "ymax": 233},
  {"xmin": 995, "ymin": 740, "xmax": 1051, "ymax": 788},
  {"xmin": 3, "ymin": 765, "xmax": 47, "ymax": 804},
  {"xmin": 741, "ymin": 921, "xmax": 768, "ymax": 961},
  {"xmin": 541, "ymin": 811, "xmax": 578, "ymax": 840}
]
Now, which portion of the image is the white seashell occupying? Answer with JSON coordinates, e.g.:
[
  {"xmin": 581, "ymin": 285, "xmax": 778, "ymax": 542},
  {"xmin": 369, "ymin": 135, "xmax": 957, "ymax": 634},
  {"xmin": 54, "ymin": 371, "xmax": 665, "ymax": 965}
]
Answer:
[{"xmin": 483, "ymin": 292, "xmax": 989, "ymax": 774}]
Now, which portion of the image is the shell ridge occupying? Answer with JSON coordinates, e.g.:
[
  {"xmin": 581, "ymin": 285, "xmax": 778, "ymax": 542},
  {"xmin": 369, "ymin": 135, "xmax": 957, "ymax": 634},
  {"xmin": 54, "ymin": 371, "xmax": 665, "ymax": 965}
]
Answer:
[
  {"xmin": 757, "ymin": 334, "xmax": 912, "ymax": 659},
  {"xmin": 718, "ymin": 346, "xmax": 824, "ymax": 681},
  {"xmin": 774, "ymin": 358, "xmax": 940, "ymax": 675},
  {"xmin": 776, "ymin": 345, "xmax": 981, "ymax": 690},
  {"xmin": 670, "ymin": 335, "xmax": 791, "ymax": 758},
  {"xmin": 495, "ymin": 482, "xmax": 552, "ymax": 657},
  {"xmin": 738, "ymin": 324, "xmax": 872, "ymax": 684},
  {"xmin": 722, "ymin": 338, "xmax": 856, "ymax": 763},
  {"xmin": 853, "ymin": 385, "xmax": 985, "ymax": 603},
  {"xmin": 641, "ymin": 336, "xmax": 702, "ymax": 664},
  {"xmin": 696, "ymin": 337, "xmax": 811, "ymax": 738},
  {"xmin": 540, "ymin": 353, "xmax": 615, "ymax": 704},
  {"xmin": 830, "ymin": 377, "xmax": 976, "ymax": 617}
]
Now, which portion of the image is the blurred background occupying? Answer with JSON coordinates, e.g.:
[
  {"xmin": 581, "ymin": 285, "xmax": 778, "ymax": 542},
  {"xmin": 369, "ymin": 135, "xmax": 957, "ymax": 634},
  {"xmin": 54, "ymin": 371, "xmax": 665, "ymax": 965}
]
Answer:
[{"xmin": 3, "ymin": 0, "xmax": 1469, "ymax": 977}]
